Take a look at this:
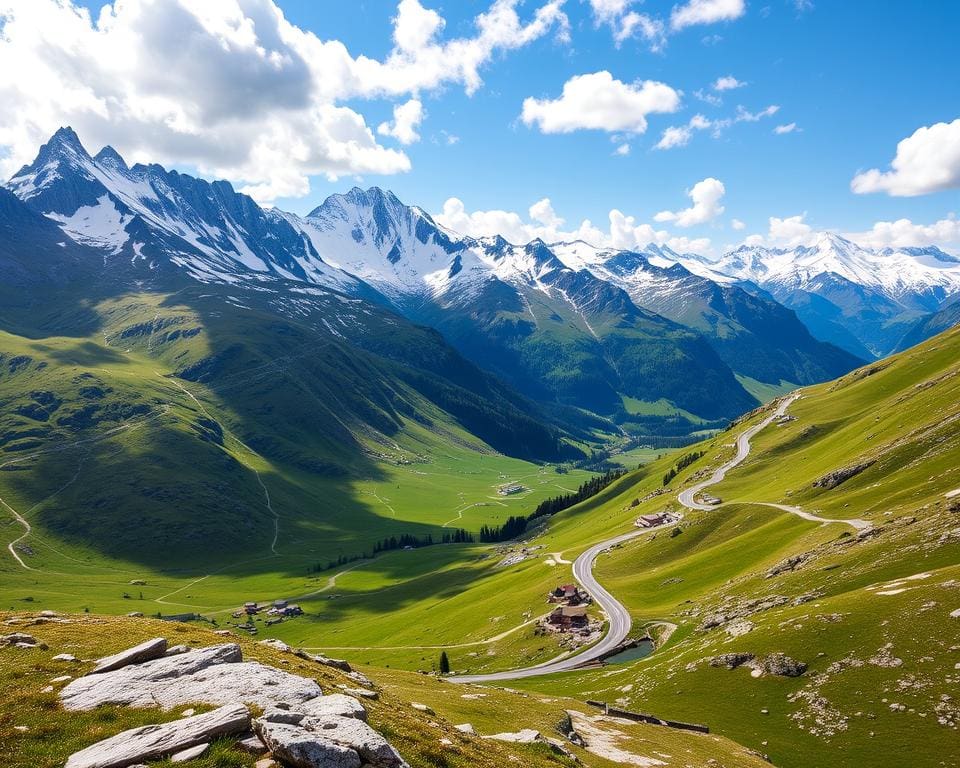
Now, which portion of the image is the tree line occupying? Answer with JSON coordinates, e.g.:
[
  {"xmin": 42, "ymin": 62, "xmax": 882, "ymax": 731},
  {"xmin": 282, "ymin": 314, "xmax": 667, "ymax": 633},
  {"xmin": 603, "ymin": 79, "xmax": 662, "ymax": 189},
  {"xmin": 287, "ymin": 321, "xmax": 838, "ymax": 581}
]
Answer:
[
  {"xmin": 662, "ymin": 449, "xmax": 706, "ymax": 486},
  {"xmin": 373, "ymin": 529, "xmax": 474, "ymax": 553},
  {"xmin": 309, "ymin": 528, "xmax": 474, "ymax": 572}
]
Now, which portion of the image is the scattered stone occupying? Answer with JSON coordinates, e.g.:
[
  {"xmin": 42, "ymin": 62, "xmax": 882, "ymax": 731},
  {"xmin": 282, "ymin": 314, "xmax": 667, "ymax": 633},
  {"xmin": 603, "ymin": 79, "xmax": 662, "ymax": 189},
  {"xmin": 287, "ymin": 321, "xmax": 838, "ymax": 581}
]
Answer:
[
  {"xmin": 180, "ymin": 709, "xmax": 196, "ymax": 718},
  {"xmin": 39, "ymin": 610, "xmax": 59, "ymax": 618},
  {"xmin": 710, "ymin": 653, "xmax": 755, "ymax": 669},
  {"xmin": 214, "ymin": 630, "xmax": 233, "ymax": 637},
  {"xmin": 454, "ymin": 723, "xmax": 475, "ymax": 734},
  {"xmin": 236, "ymin": 733, "xmax": 268, "ymax": 754},
  {"xmin": 725, "ymin": 620, "xmax": 754, "ymax": 637},
  {"xmin": 41, "ymin": 685, "xmax": 54, "ymax": 693},
  {"xmin": 254, "ymin": 759, "xmax": 277, "ymax": 768},
  {"xmin": 485, "ymin": 729, "xmax": 543, "ymax": 744},
  {"xmin": 258, "ymin": 638, "xmax": 291, "ymax": 653},
  {"xmin": 301, "ymin": 652, "xmax": 352, "ymax": 673},
  {"xmin": 165, "ymin": 645, "xmax": 190, "ymax": 657},
  {"xmin": 51, "ymin": 675, "xmax": 73, "ymax": 683},
  {"xmin": 411, "ymin": 703, "xmax": 434, "ymax": 714},
  {"xmin": 129, "ymin": 580, "xmax": 147, "ymax": 586},
  {"xmin": 14, "ymin": 725, "xmax": 29, "ymax": 732},
  {"xmin": 127, "ymin": 612, "xmax": 144, "ymax": 618},
  {"xmin": 868, "ymin": 644, "xmax": 903, "ymax": 668},
  {"xmin": 170, "ymin": 743, "xmax": 209, "ymax": 762},
  {"xmin": 341, "ymin": 687, "xmax": 378, "ymax": 700},
  {"xmin": 950, "ymin": 608, "xmax": 960, "ymax": 618},
  {"xmin": 766, "ymin": 553, "xmax": 813, "ymax": 578},
  {"xmin": 53, "ymin": 653, "xmax": 79, "ymax": 662},
  {"xmin": 762, "ymin": 653, "xmax": 807, "ymax": 677},
  {"xmin": 1, "ymin": 632, "xmax": 40, "ymax": 647},
  {"xmin": 64, "ymin": 703, "xmax": 250, "ymax": 768},
  {"xmin": 813, "ymin": 461, "xmax": 875, "ymax": 490},
  {"xmin": 88, "ymin": 637, "xmax": 167, "ymax": 675}
]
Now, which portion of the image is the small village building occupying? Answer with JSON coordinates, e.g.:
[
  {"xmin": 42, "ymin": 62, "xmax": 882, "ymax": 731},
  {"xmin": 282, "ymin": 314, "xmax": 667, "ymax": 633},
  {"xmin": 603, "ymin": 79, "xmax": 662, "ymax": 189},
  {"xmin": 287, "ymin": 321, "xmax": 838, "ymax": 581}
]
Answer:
[
  {"xmin": 243, "ymin": 601, "xmax": 260, "ymax": 615},
  {"xmin": 497, "ymin": 483, "xmax": 524, "ymax": 496},
  {"xmin": 547, "ymin": 603, "xmax": 589, "ymax": 629},
  {"xmin": 273, "ymin": 599, "xmax": 289, "ymax": 609},
  {"xmin": 637, "ymin": 513, "xmax": 666, "ymax": 528}
]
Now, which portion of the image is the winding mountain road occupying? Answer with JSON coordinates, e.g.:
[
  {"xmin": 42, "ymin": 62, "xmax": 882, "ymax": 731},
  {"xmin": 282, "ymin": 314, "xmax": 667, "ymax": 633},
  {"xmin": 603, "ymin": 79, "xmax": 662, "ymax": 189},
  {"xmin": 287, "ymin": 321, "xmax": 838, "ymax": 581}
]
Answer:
[{"xmin": 450, "ymin": 392, "xmax": 868, "ymax": 684}]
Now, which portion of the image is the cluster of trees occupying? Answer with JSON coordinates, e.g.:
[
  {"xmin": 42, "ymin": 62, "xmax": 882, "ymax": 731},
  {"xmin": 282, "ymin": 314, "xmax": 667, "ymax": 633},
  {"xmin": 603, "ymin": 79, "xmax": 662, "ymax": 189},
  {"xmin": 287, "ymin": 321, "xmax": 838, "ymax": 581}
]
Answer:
[
  {"xmin": 373, "ymin": 529, "xmax": 473, "ymax": 553},
  {"xmin": 478, "ymin": 516, "xmax": 529, "ymax": 543},
  {"xmin": 478, "ymin": 468, "xmax": 628, "ymax": 543},
  {"xmin": 662, "ymin": 450, "xmax": 706, "ymax": 486},
  {"xmin": 309, "ymin": 527, "xmax": 475, "ymax": 573},
  {"xmin": 310, "ymin": 551, "xmax": 371, "ymax": 573},
  {"xmin": 530, "ymin": 468, "xmax": 627, "ymax": 520}
]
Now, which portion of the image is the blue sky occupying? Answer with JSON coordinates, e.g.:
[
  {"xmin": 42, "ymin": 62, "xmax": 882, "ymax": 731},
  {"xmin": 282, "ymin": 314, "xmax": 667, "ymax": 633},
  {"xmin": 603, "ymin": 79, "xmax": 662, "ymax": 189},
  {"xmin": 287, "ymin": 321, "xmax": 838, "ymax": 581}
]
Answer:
[
  {"xmin": 5, "ymin": 0, "xmax": 960, "ymax": 253},
  {"xmin": 277, "ymin": 0, "xmax": 960, "ymax": 245}
]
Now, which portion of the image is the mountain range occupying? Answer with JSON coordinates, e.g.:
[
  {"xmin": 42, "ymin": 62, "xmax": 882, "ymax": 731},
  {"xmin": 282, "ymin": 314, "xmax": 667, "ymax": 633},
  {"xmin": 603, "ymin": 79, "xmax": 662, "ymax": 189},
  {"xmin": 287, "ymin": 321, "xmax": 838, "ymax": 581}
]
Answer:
[
  {"xmin": 7, "ymin": 127, "xmax": 908, "ymax": 445},
  {"xmin": 672, "ymin": 235, "xmax": 960, "ymax": 358},
  {"xmin": 5, "ymin": 128, "xmax": 959, "ymax": 447}
]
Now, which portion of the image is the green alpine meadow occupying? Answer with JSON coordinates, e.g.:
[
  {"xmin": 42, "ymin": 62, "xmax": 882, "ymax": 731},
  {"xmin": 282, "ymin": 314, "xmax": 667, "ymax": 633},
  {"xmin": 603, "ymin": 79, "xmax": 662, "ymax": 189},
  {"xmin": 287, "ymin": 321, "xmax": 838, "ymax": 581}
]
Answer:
[{"xmin": 1, "ymin": 3, "xmax": 959, "ymax": 768}]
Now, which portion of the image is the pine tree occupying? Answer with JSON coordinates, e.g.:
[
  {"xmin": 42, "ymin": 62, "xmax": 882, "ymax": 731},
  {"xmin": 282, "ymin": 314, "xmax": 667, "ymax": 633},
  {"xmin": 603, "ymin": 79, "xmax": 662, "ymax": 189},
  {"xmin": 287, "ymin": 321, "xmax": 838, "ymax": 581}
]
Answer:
[{"xmin": 439, "ymin": 650, "xmax": 450, "ymax": 674}]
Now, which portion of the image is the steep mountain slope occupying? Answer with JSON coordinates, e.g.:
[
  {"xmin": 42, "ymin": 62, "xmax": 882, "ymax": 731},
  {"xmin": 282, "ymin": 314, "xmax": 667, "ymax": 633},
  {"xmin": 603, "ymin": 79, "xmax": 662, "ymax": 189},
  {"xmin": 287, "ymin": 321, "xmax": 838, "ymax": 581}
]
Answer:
[
  {"xmin": 677, "ymin": 234, "xmax": 960, "ymax": 358},
  {"xmin": 0, "ymin": 184, "xmax": 582, "ymax": 571},
  {"xmin": 551, "ymin": 241, "xmax": 863, "ymax": 389},
  {"xmin": 895, "ymin": 297, "xmax": 960, "ymax": 351},
  {"xmin": 297, "ymin": 189, "xmax": 758, "ymax": 426},
  {"xmin": 7, "ymin": 131, "xmax": 764, "ymax": 436},
  {"xmin": 6, "ymin": 127, "xmax": 357, "ymax": 291}
]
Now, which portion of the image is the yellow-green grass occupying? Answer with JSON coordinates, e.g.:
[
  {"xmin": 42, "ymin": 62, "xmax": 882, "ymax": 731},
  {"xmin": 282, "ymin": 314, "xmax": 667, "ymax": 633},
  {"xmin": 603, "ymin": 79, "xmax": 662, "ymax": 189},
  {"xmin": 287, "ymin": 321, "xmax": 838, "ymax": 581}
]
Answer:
[
  {"xmin": 734, "ymin": 374, "xmax": 798, "ymax": 404},
  {"xmin": 492, "ymin": 326, "xmax": 960, "ymax": 767},
  {"xmin": 0, "ymin": 292, "xmax": 592, "ymax": 668},
  {"xmin": 0, "ymin": 613, "xmax": 589, "ymax": 768}
]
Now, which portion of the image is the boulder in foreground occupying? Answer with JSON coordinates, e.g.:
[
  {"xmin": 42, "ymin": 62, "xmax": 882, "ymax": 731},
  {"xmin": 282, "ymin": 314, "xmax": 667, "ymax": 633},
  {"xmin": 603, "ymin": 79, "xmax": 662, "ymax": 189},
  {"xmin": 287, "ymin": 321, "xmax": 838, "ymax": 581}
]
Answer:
[{"xmin": 65, "ymin": 703, "xmax": 250, "ymax": 768}]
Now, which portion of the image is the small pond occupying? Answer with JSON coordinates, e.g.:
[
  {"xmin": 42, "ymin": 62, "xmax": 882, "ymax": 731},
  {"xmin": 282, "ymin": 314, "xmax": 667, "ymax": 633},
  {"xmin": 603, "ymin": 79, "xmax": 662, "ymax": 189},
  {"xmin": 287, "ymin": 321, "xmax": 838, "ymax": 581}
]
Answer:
[{"xmin": 604, "ymin": 638, "xmax": 655, "ymax": 665}]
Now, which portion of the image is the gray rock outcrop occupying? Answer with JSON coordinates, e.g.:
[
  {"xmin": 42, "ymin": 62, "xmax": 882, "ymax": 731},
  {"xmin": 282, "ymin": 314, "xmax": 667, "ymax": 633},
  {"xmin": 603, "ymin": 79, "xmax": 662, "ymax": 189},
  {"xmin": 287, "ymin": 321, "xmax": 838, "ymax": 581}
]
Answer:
[
  {"xmin": 65, "ymin": 703, "xmax": 250, "ymax": 768},
  {"xmin": 709, "ymin": 652, "xmax": 755, "ymax": 669},
  {"xmin": 256, "ymin": 715, "xmax": 407, "ymax": 768},
  {"xmin": 62, "ymin": 638, "xmax": 407, "ymax": 768},
  {"xmin": 762, "ymin": 653, "xmax": 807, "ymax": 677},
  {"xmin": 61, "ymin": 643, "xmax": 321, "ymax": 711},
  {"xmin": 255, "ymin": 721, "xmax": 362, "ymax": 768}
]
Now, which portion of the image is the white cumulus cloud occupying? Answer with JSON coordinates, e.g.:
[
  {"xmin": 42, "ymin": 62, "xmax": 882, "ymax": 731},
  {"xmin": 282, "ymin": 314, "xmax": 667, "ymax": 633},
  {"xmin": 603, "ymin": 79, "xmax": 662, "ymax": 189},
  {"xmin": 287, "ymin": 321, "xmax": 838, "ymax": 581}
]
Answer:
[
  {"xmin": 851, "ymin": 118, "xmax": 960, "ymax": 197},
  {"xmin": 377, "ymin": 99, "xmax": 425, "ymax": 144},
  {"xmin": 670, "ymin": 0, "xmax": 746, "ymax": 31},
  {"xmin": 0, "ymin": 0, "xmax": 568, "ymax": 203},
  {"xmin": 521, "ymin": 71, "xmax": 681, "ymax": 134},
  {"xmin": 713, "ymin": 75, "xmax": 745, "ymax": 91},
  {"xmin": 774, "ymin": 122, "xmax": 798, "ymax": 134},
  {"xmin": 435, "ymin": 194, "xmax": 715, "ymax": 254},
  {"xmin": 654, "ymin": 114, "xmax": 713, "ymax": 149},
  {"xmin": 654, "ymin": 177, "xmax": 726, "ymax": 227},
  {"xmin": 845, "ymin": 215, "xmax": 960, "ymax": 252}
]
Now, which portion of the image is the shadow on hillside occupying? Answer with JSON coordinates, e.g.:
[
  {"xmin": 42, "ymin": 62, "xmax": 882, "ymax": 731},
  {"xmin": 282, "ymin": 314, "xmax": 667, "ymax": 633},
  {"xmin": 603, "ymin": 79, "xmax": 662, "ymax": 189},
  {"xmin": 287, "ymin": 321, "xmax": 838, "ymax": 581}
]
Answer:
[{"xmin": 0, "ymin": 270, "xmax": 541, "ymax": 579}]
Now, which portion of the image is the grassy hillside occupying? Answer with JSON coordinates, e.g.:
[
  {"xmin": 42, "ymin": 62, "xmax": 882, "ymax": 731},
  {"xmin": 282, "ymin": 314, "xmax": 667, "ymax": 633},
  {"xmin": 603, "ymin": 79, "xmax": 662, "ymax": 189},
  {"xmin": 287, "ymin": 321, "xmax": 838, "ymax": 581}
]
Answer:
[
  {"xmin": 0, "ymin": 612, "xmax": 776, "ymax": 768},
  {"xmin": 0, "ymin": 277, "xmax": 604, "ymax": 669},
  {"xmin": 489, "ymin": 322, "xmax": 960, "ymax": 767}
]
